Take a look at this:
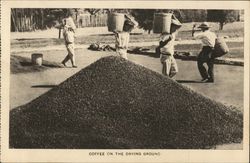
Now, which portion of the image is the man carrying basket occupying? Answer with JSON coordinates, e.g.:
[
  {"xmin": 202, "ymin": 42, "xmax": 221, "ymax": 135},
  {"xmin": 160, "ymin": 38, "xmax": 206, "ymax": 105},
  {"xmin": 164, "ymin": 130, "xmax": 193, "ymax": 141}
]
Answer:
[
  {"xmin": 61, "ymin": 24, "xmax": 77, "ymax": 68},
  {"xmin": 114, "ymin": 15, "xmax": 138, "ymax": 59},
  {"xmin": 157, "ymin": 14, "xmax": 182, "ymax": 78}
]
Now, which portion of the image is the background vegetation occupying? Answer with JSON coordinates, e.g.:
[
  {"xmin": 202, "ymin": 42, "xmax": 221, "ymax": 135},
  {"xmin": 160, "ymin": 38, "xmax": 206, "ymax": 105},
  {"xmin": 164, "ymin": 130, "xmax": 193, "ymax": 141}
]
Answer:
[{"xmin": 11, "ymin": 9, "xmax": 243, "ymax": 32}]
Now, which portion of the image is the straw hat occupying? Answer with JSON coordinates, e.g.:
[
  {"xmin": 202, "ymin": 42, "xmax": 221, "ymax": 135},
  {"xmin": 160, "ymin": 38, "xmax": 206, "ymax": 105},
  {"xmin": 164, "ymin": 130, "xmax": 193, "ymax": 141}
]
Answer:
[{"xmin": 198, "ymin": 22, "xmax": 212, "ymax": 29}]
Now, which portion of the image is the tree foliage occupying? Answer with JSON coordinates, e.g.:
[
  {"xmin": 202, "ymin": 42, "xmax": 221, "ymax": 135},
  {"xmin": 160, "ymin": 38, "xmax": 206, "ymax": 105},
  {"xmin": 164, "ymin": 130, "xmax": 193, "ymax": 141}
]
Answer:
[
  {"xmin": 207, "ymin": 10, "xmax": 239, "ymax": 30},
  {"xmin": 85, "ymin": 9, "xmax": 101, "ymax": 15},
  {"xmin": 181, "ymin": 10, "xmax": 207, "ymax": 23},
  {"xmin": 11, "ymin": 9, "xmax": 74, "ymax": 31},
  {"xmin": 130, "ymin": 9, "xmax": 208, "ymax": 33},
  {"xmin": 130, "ymin": 9, "xmax": 155, "ymax": 33},
  {"xmin": 11, "ymin": 9, "xmax": 241, "ymax": 32}
]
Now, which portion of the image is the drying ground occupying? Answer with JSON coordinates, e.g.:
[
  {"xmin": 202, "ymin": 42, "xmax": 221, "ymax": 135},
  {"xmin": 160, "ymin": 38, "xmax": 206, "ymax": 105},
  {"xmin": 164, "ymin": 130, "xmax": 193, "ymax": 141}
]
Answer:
[
  {"xmin": 9, "ymin": 48, "xmax": 244, "ymax": 150},
  {"xmin": 9, "ymin": 21, "xmax": 245, "ymax": 149}
]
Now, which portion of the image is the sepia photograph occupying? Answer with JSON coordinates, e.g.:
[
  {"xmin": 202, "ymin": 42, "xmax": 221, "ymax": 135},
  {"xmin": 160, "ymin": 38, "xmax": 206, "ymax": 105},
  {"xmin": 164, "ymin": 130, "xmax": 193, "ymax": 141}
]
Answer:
[{"xmin": 1, "ymin": 0, "xmax": 249, "ymax": 162}]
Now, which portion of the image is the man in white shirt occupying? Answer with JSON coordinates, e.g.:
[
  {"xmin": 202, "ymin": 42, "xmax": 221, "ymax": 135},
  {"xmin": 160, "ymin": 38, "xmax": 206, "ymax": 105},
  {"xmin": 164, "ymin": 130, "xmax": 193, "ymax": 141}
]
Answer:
[
  {"xmin": 194, "ymin": 22, "xmax": 217, "ymax": 83},
  {"xmin": 61, "ymin": 11, "xmax": 77, "ymax": 68},
  {"xmin": 61, "ymin": 24, "xmax": 77, "ymax": 68}
]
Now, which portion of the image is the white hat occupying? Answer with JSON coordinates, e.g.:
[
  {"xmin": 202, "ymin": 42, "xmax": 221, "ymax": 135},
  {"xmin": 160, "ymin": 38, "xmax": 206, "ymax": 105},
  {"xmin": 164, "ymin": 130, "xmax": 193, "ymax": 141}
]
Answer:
[{"xmin": 198, "ymin": 22, "xmax": 212, "ymax": 29}]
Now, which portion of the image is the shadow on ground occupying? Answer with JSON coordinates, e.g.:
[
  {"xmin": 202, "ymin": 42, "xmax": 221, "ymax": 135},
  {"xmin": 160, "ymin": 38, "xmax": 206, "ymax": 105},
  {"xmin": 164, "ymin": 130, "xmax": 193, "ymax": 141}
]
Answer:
[
  {"xmin": 91, "ymin": 33, "xmax": 143, "ymax": 37},
  {"xmin": 128, "ymin": 48, "xmax": 159, "ymax": 58},
  {"xmin": 31, "ymin": 85, "xmax": 57, "ymax": 88},
  {"xmin": 11, "ymin": 55, "xmax": 64, "ymax": 74},
  {"xmin": 176, "ymin": 80, "xmax": 205, "ymax": 83}
]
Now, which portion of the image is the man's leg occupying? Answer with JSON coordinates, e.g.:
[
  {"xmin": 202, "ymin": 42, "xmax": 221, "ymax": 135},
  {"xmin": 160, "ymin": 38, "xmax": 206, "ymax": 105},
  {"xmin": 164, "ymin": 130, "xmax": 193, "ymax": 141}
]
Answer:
[
  {"xmin": 69, "ymin": 55, "xmax": 76, "ymax": 67},
  {"xmin": 207, "ymin": 57, "xmax": 215, "ymax": 82},
  {"xmin": 169, "ymin": 57, "xmax": 178, "ymax": 78},
  {"xmin": 118, "ymin": 49, "xmax": 128, "ymax": 59},
  {"xmin": 162, "ymin": 62, "xmax": 166, "ymax": 75},
  {"xmin": 197, "ymin": 52, "xmax": 208, "ymax": 80},
  {"xmin": 165, "ymin": 56, "xmax": 172, "ymax": 76},
  {"xmin": 62, "ymin": 54, "xmax": 70, "ymax": 66},
  {"xmin": 67, "ymin": 44, "xmax": 77, "ymax": 67}
]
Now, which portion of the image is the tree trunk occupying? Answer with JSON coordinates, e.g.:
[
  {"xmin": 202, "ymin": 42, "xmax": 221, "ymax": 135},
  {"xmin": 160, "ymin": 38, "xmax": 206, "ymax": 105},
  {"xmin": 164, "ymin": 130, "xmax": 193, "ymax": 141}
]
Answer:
[
  {"xmin": 219, "ymin": 22, "xmax": 224, "ymax": 30},
  {"xmin": 75, "ymin": 10, "xmax": 78, "ymax": 28},
  {"xmin": 41, "ymin": 9, "xmax": 44, "ymax": 29},
  {"xmin": 59, "ymin": 28, "xmax": 61, "ymax": 39},
  {"xmin": 11, "ymin": 9, "xmax": 18, "ymax": 32}
]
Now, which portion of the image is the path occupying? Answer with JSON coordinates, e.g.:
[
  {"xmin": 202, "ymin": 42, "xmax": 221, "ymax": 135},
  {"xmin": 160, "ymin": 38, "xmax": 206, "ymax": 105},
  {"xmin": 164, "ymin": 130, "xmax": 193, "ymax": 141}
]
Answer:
[
  {"xmin": 10, "ymin": 37, "xmax": 243, "ymax": 53},
  {"xmin": 11, "ymin": 27, "xmax": 144, "ymax": 39}
]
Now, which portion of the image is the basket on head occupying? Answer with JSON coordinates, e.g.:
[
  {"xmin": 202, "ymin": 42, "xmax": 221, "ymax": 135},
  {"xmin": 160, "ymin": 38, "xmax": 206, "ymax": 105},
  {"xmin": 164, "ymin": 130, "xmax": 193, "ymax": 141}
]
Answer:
[
  {"xmin": 107, "ymin": 13, "xmax": 125, "ymax": 32},
  {"xmin": 153, "ymin": 13, "xmax": 173, "ymax": 34}
]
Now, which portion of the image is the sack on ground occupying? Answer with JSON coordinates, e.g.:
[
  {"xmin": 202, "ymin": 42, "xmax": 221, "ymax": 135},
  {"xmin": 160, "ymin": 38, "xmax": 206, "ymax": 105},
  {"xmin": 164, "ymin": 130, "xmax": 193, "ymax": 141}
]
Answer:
[
  {"xmin": 88, "ymin": 43, "xmax": 100, "ymax": 51},
  {"xmin": 213, "ymin": 37, "xmax": 229, "ymax": 58}
]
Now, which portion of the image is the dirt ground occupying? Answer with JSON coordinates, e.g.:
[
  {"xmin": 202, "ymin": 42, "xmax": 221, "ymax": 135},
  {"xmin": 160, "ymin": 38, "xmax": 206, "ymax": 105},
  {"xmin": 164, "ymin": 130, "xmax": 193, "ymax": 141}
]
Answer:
[
  {"xmin": 9, "ymin": 46, "xmax": 244, "ymax": 150},
  {"xmin": 10, "ymin": 48, "xmax": 244, "ymax": 111}
]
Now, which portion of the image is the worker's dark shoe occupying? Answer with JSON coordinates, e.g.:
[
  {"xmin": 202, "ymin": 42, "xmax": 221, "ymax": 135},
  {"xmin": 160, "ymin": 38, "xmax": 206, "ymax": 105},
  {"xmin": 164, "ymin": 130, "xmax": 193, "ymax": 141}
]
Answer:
[
  {"xmin": 61, "ymin": 62, "xmax": 67, "ymax": 67},
  {"xmin": 206, "ymin": 78, "xmax": 214, "ymax": 83},
  {"xmin": 72, "ymin": 65, "xmax": 78, "ymax": 68},
  {"xmin": 201, "ymin": 78, "xmax": 208, "ymax": 82}
]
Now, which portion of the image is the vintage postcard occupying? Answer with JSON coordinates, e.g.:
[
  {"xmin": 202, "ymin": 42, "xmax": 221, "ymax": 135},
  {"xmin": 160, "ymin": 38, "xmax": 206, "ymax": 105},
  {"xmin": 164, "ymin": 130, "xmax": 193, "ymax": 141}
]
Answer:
[{"xmin": 1, "ymin": 0, "xmax": 249, "ymax": 162}]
